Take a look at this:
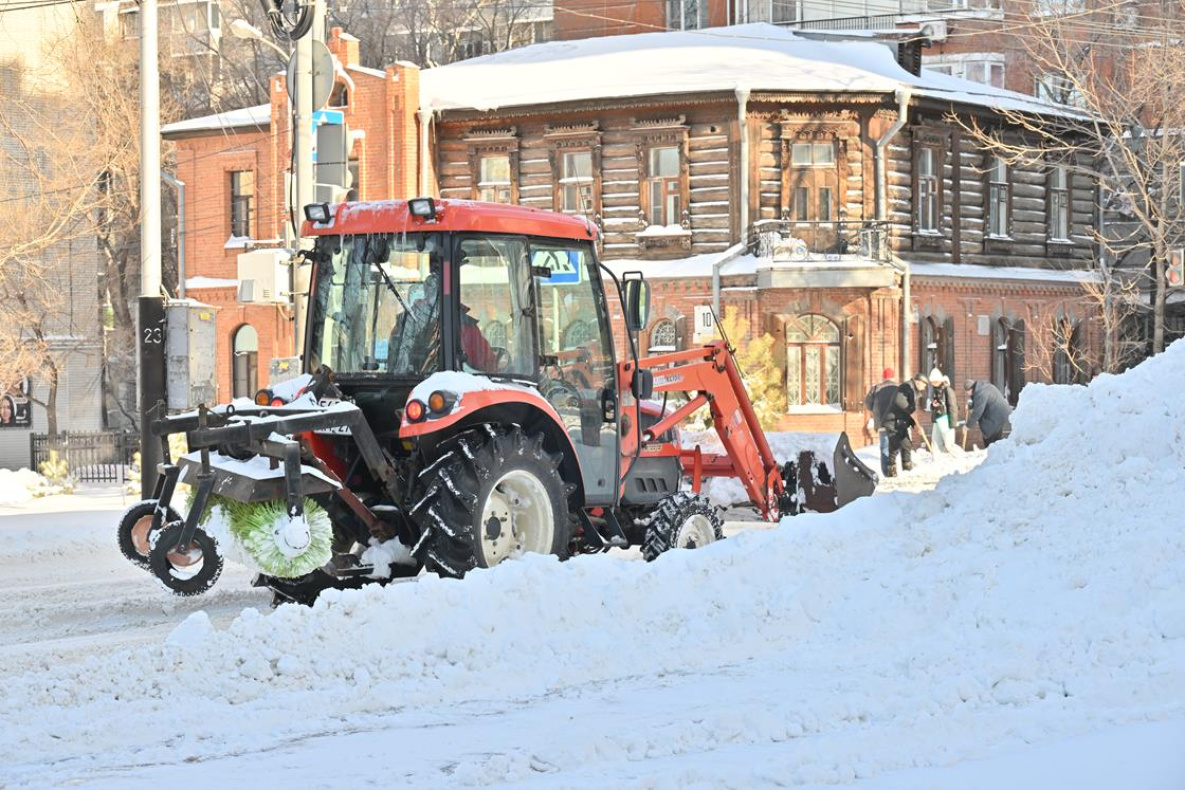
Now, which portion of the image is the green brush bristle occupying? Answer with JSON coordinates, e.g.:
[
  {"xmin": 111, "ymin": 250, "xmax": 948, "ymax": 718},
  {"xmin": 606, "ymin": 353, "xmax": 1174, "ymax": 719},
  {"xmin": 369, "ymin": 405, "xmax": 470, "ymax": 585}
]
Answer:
[{"xmin": 227, "ymin": 498, "xmax": 333, "ymax": 578}]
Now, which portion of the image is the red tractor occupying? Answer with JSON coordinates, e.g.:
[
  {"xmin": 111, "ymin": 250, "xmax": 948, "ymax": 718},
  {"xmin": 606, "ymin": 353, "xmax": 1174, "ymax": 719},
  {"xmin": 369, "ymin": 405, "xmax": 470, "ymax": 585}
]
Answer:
[{"xmin": 120, "ymin": 198, "xmax": 875, "ymax": 602}]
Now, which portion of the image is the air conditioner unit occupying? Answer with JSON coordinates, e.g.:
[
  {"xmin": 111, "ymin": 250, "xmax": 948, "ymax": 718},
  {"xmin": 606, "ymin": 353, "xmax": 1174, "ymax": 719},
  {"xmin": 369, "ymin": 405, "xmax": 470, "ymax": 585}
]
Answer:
[
  {"xmin": 920, "ymin": 20, "xmax": 948, "ymax": 42},
  {"xmin": 237, "ymin": 249, "xmax": 293, "ymax": 304}
]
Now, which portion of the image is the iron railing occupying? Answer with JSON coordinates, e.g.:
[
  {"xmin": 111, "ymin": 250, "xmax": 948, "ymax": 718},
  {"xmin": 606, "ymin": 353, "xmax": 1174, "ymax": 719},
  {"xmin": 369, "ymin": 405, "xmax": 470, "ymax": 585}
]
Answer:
[
  {"xmin": 30, "ymin": 431, "xmax": 139, "ymax": 484},
  {"xmin": 750, "ymin": 219, "xmax": 890, "ymax": 261}
]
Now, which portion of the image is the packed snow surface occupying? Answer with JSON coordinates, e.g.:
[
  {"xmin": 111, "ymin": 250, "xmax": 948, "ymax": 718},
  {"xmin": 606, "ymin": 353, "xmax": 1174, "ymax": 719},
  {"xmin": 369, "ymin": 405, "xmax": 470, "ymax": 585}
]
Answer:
[{"xmin": 4, "ymin": 346, "xmax": 1185, "ymax": 786}]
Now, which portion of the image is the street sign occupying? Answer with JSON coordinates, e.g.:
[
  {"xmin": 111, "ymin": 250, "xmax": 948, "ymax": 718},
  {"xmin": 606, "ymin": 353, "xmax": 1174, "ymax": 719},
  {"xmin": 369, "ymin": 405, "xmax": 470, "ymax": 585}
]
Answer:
[{"xmin": 286, "ymin": 40, "xmax": 335, "ymax": 111}]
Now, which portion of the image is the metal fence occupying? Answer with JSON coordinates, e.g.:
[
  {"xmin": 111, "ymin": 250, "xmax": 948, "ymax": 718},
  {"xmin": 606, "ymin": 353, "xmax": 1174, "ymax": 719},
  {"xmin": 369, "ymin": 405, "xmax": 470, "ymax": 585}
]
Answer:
[{"xmin": 30, "ymin": 431, "xmax": 139, "ymax": 484}]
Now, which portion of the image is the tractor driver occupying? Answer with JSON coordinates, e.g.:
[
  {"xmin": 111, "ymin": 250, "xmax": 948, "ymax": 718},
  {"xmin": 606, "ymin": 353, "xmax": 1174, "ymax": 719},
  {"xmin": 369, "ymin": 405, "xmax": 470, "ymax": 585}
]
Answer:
[{"xmin": 386, "ymin": 253, "xmax": 498, "ymax": 374}]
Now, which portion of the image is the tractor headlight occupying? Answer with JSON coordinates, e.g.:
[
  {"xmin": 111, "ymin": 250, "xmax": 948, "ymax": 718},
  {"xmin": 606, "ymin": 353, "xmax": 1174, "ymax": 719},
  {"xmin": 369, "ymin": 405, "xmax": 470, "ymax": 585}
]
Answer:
[
  {"xmin": 405, "ymin": 399, "xmax": 426, "ymax": 422},
  {"xmin": 254, "ymin": 389, "xmax": 273, "ymax": 406},
  {"xmin": 304, "ymin": 202, "xmax": 332, "ymax": 224},
  {"xmin": 408, "ymin": 197, "xmax": 437, "ymax": 221},
  {"xmin": 427, "ymin": 390, "xmax": 456, "ymax": 415}
]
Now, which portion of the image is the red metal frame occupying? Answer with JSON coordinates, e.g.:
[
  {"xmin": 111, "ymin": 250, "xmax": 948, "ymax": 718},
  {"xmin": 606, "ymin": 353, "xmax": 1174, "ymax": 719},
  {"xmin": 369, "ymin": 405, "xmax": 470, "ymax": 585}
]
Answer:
[{"xmin": 620, "ymin": 340, "xmax": 785, "ymax": 521}]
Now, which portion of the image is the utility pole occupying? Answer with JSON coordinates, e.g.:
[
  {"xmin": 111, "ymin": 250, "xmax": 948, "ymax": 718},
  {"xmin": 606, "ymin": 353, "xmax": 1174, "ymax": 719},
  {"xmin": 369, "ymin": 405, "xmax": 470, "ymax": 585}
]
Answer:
[
  {"xmin": 139, "ymin": 0, "xmax": 166, "ymax": 499},
  {"xmin": 291, "ymin": 0, "xmax": 324, "ymax": 360}
]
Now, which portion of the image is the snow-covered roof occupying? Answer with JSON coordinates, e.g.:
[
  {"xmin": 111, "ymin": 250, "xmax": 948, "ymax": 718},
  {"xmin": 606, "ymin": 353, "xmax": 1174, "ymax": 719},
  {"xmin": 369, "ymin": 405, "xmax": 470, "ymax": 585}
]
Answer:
[
  {"xmin": 908, "ymin": 261, "xmax": 1101, "ymax": 284},
  {"xmin": 419, "ymin": 23, "xmax": 1078, "ymax": 118},
  {"xmin": 161, "ymin": 104, "xmax": 271, "ymax": 137}
]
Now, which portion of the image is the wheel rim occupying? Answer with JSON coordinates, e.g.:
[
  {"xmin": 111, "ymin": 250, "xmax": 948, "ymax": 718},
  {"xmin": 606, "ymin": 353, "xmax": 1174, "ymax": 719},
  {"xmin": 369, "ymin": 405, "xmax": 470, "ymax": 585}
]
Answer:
[
  {"xmin": 479, "ymin": 470, "xmax": 554, "ymax": 566},
  {"xmin": 674, "ymin": 513, "xmax": 716, "ymax": 550},
  {"xmin": 165, "ymin": 542, "xmax": 205, "ymax": 575},
  {"xmin": 131, "ymin": 515, "xmax": 155, "ymax": 556}
]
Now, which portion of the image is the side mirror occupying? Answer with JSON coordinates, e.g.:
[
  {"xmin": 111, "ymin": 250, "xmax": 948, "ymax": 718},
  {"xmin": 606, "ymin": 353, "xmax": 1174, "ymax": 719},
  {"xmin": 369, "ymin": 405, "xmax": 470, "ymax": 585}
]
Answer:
[{"xmin": 622, "ymin": 275, "xmax": 651, "ymax": 332}]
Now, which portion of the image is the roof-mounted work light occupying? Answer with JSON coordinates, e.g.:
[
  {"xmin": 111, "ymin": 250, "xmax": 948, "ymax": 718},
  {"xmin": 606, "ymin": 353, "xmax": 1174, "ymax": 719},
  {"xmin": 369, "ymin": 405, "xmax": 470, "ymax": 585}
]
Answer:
[
  {"xmin": 408, "ymin": 197, "xmax": 438, "ymax": 221},
  {"xmin": 304, "ymin": 203, "xmax": 332, "ymax": 224}
]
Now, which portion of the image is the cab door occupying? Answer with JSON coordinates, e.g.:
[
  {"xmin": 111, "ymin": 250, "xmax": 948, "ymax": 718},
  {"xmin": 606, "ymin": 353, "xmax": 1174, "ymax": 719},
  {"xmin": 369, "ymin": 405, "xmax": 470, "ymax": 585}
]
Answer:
[{"xmin": 529, "ymin": 239, "xmax": 620, "ymax": 505}]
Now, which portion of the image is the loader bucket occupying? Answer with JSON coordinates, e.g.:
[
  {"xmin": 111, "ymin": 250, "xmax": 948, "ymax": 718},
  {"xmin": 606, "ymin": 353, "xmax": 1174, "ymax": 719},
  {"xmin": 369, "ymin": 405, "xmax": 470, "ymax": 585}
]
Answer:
[
  {"xmin": 832, "ymin": 431, "xmax": 878, "ymax": 508},
  {"xmin": 779, "ymin": 432, "xmax": 878, "ymax": 516}
]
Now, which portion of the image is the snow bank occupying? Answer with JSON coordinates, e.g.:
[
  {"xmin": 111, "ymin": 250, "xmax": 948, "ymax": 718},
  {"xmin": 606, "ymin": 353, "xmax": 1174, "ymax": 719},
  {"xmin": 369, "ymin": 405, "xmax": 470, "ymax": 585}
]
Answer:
[
  {"xmin": 0, "ymin": 468, "xmax": 64, "ymax": 506},
  {"xmin": 4, "ymin": 347, "xmax": 1185, "ymax": 783}
]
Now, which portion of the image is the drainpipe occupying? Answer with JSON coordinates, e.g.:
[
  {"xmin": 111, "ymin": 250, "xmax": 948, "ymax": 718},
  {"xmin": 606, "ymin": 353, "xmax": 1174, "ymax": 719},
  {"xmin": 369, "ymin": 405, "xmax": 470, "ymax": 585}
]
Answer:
[
  {"xmin": 417, "ymin": 107, "xmax": 432, "ymax": 196},
  {"xmin": 716, "ymin": 85, "xmax": 751, "ymax": 320},
  {"xmin": 874, "ymin": 88, "xmax": 912, "ymax": 376},
  {"xmin": 161, "ymin": 171, "xmax": 185, "ymax": 298}
]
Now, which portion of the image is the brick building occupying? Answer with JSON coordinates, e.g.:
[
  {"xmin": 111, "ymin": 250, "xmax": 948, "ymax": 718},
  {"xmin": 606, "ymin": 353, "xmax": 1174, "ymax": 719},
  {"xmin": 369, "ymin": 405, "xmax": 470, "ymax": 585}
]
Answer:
[{"xmin": 165, "ymin": 24, "xmax": 1101, "ymax": 443}]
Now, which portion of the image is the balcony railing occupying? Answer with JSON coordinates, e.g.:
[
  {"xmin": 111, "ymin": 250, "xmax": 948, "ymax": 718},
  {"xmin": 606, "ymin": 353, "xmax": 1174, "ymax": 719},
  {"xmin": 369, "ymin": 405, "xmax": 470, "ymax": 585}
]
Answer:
[{"xmin": 750, "ymin": 219, "xmax": 890, "ymax": 262}]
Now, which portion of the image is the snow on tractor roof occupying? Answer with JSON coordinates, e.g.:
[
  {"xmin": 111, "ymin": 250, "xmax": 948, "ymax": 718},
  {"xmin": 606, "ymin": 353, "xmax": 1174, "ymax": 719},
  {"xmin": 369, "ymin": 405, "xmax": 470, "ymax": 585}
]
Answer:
[{"xmin": 302, "ymin": 198, "xmax": 599, "ymax": 241}]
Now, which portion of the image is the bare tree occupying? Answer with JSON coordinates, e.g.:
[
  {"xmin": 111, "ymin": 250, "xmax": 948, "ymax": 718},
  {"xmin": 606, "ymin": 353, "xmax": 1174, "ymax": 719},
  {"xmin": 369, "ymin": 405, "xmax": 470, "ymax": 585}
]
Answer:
[
  {"xmin": 0, "ymin": 68, "xmax": 106, "ymax": 434},
  {"xmin": 958, "ymin": 3, "xmax": 1185, "ymax": 360}
]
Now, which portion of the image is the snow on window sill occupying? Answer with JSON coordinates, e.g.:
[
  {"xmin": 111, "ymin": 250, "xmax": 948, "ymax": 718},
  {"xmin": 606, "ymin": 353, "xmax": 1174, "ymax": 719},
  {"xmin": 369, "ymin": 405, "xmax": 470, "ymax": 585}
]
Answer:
[
  {"xmin": 787, "ymin": 404, "xmax": 844, "ymax": 415},
  {"xmin": 1048, "ymin": 237, "xmax": 1073, "ymax": 244},
  {"xmin": 637, "ymin": 224, "xmax": 691, "ymax": 238},
  {"xmin": 648, "ymin": 345, "xmax": 676, "ymax": 353},
  {"xmin": 225, "ymin": 235, "xmax": 253, "ymax": 250}
]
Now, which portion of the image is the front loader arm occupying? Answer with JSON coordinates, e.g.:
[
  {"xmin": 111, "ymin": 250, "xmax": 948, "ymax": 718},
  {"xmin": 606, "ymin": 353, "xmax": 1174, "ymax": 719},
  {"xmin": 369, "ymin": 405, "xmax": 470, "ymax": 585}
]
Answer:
[{"xmin": 630, "ymin": 341, "xmax": 785, "ymax": 520}]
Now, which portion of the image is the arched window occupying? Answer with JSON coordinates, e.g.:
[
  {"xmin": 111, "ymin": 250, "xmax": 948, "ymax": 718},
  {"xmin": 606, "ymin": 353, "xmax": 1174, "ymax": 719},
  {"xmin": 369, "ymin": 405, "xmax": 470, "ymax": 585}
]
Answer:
[
  {"xmin": 648, "ymin": 318, "xmax": 677, "ymax": 352},
  {"xmin": 232, "ymin": 324, "xmax": 258, "ymax": 399},
  {"xmin": 992, "ymin": 318, "xmax": 1026, "ymax": 405},
  {"xmin": 919, "ymin": 314, "xmax": 956, "ymax": 384},
  {"xmin": 785, "ymin": 314, "xmax": 841, "ymax": 407},
  {"xmin": 1053, "ymin": 318, "xmax": 1086, "ymax": 384}
]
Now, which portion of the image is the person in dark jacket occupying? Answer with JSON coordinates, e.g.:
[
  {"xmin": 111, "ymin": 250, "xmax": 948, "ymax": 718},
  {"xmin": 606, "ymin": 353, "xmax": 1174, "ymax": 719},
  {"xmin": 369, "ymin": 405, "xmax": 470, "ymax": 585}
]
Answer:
[
  {"xmin": 871, "ymin": 375, "xmax": 919, "ymax": 477},
  {"xmin": 960, "ymin": 380, "xmax": 1013, "ymax": 447},
  {"xmin": 864, "ymin": 368, "xmax": 897, "ymax": 475}
]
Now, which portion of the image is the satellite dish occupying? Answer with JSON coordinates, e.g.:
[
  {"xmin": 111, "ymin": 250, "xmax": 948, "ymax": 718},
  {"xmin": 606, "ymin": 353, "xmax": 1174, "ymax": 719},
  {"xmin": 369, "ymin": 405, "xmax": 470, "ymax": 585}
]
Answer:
[{"xmin": 286, "ymin": 40, "xmax": 336, "ymax": 111}]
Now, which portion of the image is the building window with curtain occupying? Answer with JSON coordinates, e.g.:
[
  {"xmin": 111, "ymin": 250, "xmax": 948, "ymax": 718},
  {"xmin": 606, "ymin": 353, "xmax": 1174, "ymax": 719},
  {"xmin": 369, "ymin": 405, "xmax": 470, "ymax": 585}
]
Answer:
[
  {"xmin": 785, "ymin": 314, "xmax": 841, "ymax": 408},
  {"xmin": 478, "ymin": 155, "xmax": 512, "ymax": 203},
  {"xmin": 647, "ymin": 145, "xmax": 682, "ymax": 226},
  {"xmin": 1049, "ymin": 166, "xmax": 1070, "ymax": 241},
  {"xmin": 987, "ymin": 157, "xmax": 1011, "ymax": 238},
  {"xmin": 560, "ymin": 150, "xmax": 594, "ymax": 214},
  {"xmin": 232, "ymin": 324, "xmax": 258, "ymax": 399},
  {"xmin": 916, "ymin": 147, "xmax": 939, "ymax": 232},
  {"xmin": 229, "ymin": 170, "xmax": 254, "ymax": 238}
]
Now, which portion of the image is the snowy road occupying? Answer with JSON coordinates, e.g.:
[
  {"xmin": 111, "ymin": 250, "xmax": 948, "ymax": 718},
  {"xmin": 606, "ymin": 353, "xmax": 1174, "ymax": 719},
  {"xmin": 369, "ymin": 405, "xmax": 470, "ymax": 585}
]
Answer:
[{"xmin": 3, "ymin": 361, "xmax": 1185, "ymax": 790}]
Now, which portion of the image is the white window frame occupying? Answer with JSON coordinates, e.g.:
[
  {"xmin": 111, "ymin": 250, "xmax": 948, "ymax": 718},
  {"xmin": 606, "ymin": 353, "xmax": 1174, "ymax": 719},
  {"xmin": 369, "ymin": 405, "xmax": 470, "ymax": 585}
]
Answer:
[
  {"xmin": 667, "ymin": 0, "xmax": 707, "ymax": 30},
  {"xmin": 559, "ymin": 150, "xmax": 593, "ymax": 215},
  {"xmin": 478, "ymin": 154, "xmax": 512, "ymax": 204},
  {"xmin": 987, "ymin": 157, "xmax": 1010, "ymax": 239},
  {"xmin": 923, "ymin": 54, "xmax": 1006, "ymax": 88},
  {"xmin": 917, "ymin": 147, "xmax": 939, "ymax": 232},
  {"xmin": 1050, "ymin": 166, "xmax": 1070, "ymax": 241}
]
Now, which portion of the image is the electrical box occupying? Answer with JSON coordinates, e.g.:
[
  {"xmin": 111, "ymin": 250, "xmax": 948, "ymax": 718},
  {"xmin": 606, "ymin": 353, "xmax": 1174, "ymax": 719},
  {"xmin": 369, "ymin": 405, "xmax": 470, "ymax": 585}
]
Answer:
[
  {"xmin": 237, "ymin": 249, "xmax": 293, "ymax": 304},
  {"xmin": 166, "ymin": 300, "xmax": 218, "ymax": 411}
]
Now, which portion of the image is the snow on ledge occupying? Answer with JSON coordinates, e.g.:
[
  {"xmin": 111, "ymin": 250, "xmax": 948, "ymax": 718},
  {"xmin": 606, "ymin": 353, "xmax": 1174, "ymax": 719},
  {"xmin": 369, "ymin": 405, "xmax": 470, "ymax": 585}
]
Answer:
[
  {"xmin": 602, "ymin": 252, "xmax": 758, "ymax": 280},
  {"xmin": 186, "ymin": 277, "xmax": 238, "ymax": 290},
  {"xmin": 908, "ymin": 261, "xmax": 1101, "ymax": 285}
]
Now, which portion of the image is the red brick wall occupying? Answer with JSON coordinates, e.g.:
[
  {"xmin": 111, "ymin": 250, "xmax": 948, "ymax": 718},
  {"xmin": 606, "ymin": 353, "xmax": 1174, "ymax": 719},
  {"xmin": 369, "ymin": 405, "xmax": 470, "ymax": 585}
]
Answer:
[{"xmin": 554, "ymin": 0, "xmax": 731, "ymax": 40}]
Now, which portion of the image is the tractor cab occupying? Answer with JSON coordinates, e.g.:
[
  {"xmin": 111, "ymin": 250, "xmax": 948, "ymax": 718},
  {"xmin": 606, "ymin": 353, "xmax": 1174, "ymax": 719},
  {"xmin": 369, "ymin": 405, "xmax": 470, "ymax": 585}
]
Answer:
[{"xmin": 302, "ymin": 197, "xmax": 623, "ymax": 508}]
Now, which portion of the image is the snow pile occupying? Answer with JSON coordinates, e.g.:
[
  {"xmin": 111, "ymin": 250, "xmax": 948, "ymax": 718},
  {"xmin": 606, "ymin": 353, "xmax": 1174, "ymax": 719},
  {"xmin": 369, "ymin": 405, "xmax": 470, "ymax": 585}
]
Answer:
[
  {"xmin": 4, "ymin": 348, "xmax": 1185, "ymax": 784},
  {"xmin": 0, "ymin": 468, "xmax": 68, "ymax": 506}
]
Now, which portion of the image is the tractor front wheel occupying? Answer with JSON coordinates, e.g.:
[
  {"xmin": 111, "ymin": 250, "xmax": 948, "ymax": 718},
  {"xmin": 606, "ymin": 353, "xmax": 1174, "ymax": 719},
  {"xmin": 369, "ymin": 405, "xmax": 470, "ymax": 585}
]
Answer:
[
  {"xmin": 641, "ymin": 492, "xmax": 724, "ymax": 562},
  {"xmin": 410, "ymin": 426, "xmax": 572, "ymax": 579}
]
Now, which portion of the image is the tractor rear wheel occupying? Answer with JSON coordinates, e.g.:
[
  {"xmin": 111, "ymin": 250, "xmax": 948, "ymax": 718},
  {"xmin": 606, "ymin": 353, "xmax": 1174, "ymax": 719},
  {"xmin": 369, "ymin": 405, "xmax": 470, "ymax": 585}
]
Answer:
[
  {"xmin": 410, "ymin": 426, "xmax": 572, "ymax": 579},
  {"xmin": 640, "ymin": 492, "xmax": 724, "ymax": 562}
]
